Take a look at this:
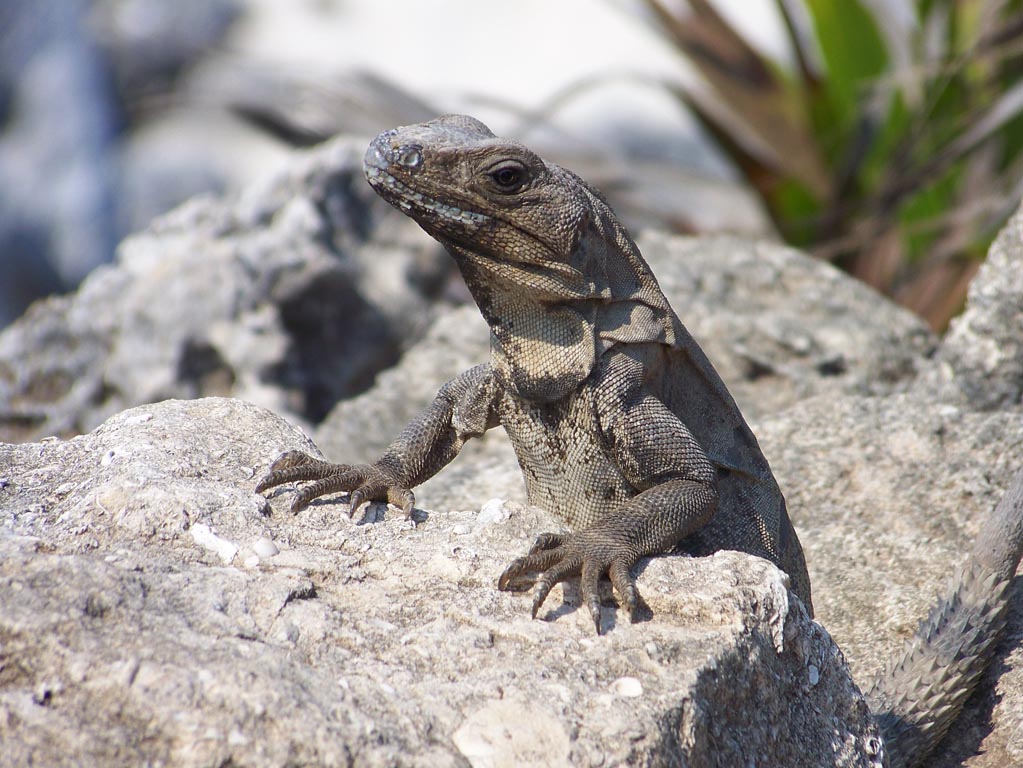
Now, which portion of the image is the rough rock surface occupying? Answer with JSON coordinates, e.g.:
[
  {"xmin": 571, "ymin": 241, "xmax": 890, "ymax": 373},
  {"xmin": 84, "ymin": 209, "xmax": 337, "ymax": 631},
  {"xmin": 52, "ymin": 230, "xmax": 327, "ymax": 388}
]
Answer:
[
  {"xmin": 752, "ymin": 202, "xmax": 1023, "ymax": 768},
  {"xmin": 0, "ymin": 137, "xmax": 454, "ymax": 444},
  {"xmin": 0, "ymin": 398, "xmax": 879, "ymax": 767},
  {"xmin": 759, "ymin": 396, "xmax": 1023, "ymax": 768},
  {"xmin": 638, "ymin": 234, "xmax": 936, "ymax": 419},
  {"xmin": 915, "ymin": 205, "xmax": 1023, "ymax": 411}
]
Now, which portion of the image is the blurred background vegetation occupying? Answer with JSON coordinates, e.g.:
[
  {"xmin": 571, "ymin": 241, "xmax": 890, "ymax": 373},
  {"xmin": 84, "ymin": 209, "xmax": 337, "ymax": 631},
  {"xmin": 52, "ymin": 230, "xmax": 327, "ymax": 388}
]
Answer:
[{"xmin": 635, "ymin": 0, "xmax": 1023, "ymax": 329}]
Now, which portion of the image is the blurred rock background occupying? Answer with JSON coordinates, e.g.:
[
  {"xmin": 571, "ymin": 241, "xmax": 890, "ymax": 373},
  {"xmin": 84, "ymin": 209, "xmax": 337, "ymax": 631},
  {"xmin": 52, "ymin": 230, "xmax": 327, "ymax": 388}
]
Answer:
[
  {"xmin": 0, "ymin": 0, "xmax": 237, "ymax": 325},
  {"xmin": 0, "ymin": 0, "xmax": 781, "ymax": 328}
]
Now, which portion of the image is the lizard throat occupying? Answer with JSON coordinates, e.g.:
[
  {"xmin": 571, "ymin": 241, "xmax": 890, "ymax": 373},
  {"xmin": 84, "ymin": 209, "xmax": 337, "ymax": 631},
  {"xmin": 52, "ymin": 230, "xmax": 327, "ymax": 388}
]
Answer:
[{"xmin": 365, "ymin": 167, "xmax": 489, "ymax": 227}]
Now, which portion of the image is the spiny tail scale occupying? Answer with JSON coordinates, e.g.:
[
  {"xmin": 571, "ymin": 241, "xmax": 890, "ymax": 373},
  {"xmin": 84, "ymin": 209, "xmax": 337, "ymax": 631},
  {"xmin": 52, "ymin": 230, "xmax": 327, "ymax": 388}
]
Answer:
[{"xmin": 869, "ymin": 468, "xmax": 1023, "ymax": 767}]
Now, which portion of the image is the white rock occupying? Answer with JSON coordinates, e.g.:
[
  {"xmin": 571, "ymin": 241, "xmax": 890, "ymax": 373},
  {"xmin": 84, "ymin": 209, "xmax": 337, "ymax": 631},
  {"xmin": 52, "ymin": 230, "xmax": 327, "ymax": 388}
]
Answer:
[
  {"xmin": 610, "ymin": 676, "xmax": 644, "ymax": 698},
  {"xmin": 190, "ymin": 523, "xmax": 238, "ymax": 564},
  {"xmin": 253, "ymin": 537, "xmax": 279, "ymax": 558},
  {"xmin": 477, "ymin": 498, "xmax": 509, "ymax": 525}
]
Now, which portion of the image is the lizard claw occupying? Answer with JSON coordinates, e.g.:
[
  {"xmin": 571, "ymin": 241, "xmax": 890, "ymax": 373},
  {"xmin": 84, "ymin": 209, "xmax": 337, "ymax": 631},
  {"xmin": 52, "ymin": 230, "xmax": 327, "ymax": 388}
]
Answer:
[
  {"xmin": 256, "ymin": 450, "xmax": 415, "ymax": 518},
  {"xmin": 528, "ymin": 532, "xmax": 565, "ymax": 554},
  {"xmin": 255, "ymin": 450, "xmax": 330, "ymax": 493},
  {"xmin": 497, "ymin": 529, "xmax": 640, "ymax": 633}
]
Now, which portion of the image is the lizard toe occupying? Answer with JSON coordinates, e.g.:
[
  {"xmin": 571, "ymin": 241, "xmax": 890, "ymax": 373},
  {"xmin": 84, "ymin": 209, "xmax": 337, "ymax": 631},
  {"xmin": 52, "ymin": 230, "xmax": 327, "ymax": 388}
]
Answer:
[
  {"xmin": 497, "ymin": 556, "xmax": 537, "ymax": 592},
  {"xmin": 609, "ymin": 558, "xmax": 639, "ymax": 621},
  {"xmin": 497, "ymin": 544, "xmax": 568, "ymax": 591},
  {"xmin": 580, "ymin": 559, "xmax": 604, "ymax": 634},
  {"xmin": 256, "ymin": 450, "xmax": 328, "ymax": 492},
  {"xmin": 269, "ymin": 450, "xmax": 320, "ymax": 472},
  {"xmin": 388, "ymin": 487, "xmax": 417, "ymax": 518},
  {"xmin": 349, "ymin": 475, "xmax": 412, "ymax": 518},
  {"xmin": 528, "ymin": 532, "xmax": 566, "ymax": 554},
  {"xmin": 531, "ymin": 554, "xmax": 584, "ymax": 619},
  {"xmin": 286, "ymin": 466, "xmax": 366, "ymax": 515}
]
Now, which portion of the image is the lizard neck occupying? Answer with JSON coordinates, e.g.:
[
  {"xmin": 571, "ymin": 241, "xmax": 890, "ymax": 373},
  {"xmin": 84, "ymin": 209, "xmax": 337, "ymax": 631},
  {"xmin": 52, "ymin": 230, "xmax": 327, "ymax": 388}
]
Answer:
[
  {"xmin": 449, "ymin": 247, "xmax": 598, "ymax": 403},
  {"xmin": 444, "ymin": 210, "xmax": 684, "ymax": 404},
  {"xmin": 487, "ymin": 300, "xmax": 598, "ymax": 404}
]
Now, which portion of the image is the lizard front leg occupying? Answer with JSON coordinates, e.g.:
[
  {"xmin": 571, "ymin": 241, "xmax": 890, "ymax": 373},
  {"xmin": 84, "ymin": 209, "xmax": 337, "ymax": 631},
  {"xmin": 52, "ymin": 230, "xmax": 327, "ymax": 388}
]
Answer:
[
  {"xmin": 499, "ymin": 391, "xmax": 718, "ymax": 633},
  {"xmin": 257, "ymin": 364, "xmax": 500, "ymax": 516}
]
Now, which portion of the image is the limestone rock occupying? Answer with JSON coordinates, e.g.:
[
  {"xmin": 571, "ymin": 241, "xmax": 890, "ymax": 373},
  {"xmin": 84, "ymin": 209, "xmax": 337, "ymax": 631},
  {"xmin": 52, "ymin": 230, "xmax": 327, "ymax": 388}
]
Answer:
[
  {"xmin": 915, "ymin": 201, "xmax": 1023, "ymax": 411},
  {"xmin": 640, "ymin": 234, "xmax": 936, "ymax": 420},
  {"xmin": 0, "ymin": 398, "xmax": 878, "ymax": 767},
  {"xmin": 758, "ymin": 394, "xmax": 1023, "ymax": 768}
]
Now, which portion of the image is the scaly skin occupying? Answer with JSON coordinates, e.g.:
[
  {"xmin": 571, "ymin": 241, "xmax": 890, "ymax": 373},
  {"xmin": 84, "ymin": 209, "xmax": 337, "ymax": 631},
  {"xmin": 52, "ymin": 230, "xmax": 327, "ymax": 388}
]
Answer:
[{"xmin": 257, "ymin": 116, "xmax": 1023, "ymax": 764}]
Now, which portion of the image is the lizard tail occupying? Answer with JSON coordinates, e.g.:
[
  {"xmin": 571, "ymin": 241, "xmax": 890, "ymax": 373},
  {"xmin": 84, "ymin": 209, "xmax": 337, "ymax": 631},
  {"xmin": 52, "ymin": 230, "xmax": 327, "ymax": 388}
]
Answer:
[
  {"xmin": 867, "ymin": 468, "xmax": 1023, "ymax": 768},
  {"xmin": 867, "ymin": 564, "xmax": 1013, "ymax": 768}
]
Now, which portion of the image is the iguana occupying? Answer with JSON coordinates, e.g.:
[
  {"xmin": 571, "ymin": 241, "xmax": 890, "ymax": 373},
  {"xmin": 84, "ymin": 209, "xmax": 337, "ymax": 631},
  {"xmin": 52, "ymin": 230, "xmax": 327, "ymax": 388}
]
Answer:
[{"xmin": 256, "ymin": 115, "xmax": 1023, "ymax": 767}]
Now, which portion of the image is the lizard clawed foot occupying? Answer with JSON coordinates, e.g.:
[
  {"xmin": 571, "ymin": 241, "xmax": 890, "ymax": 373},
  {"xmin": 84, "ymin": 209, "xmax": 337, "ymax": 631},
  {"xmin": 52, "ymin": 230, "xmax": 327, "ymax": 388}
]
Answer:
[
  {"xmin": 256, "ymin": 450, "xmax": 415, "ymax": 517},
  {"xmin": 497, "ymin": 530, "xmax": 640, "ymax": 634}
]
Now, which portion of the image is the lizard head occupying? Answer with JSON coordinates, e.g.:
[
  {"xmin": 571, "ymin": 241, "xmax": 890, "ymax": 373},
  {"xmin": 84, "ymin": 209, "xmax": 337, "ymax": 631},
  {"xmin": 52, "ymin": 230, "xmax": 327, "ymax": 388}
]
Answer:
[{"xmin": 364, "ymin": 114, "xmax": 596, "ymax": 300}]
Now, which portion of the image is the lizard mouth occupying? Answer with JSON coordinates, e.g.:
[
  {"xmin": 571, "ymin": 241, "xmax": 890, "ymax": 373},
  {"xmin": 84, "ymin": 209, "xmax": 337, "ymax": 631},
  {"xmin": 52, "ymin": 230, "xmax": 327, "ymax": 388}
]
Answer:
[{"xmin": 364, "ymin": 149, "xmax": 488, "ymax": 228}]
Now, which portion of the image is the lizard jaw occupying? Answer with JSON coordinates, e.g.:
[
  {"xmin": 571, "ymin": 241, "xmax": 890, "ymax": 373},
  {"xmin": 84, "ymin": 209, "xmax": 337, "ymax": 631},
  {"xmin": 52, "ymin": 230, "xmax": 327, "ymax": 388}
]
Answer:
[{"xmin": 364, "ymin": 142, "xmax": 489, "ymax": 228}]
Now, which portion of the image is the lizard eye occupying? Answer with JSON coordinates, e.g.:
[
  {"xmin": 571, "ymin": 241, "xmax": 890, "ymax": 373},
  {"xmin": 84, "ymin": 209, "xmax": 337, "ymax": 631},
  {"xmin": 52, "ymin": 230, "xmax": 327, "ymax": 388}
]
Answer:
[
  {"xmin": 397, "ymin": 146, "xmax": 423, "ymax": 169},
  {"xmin": 486, "ymin": 160, "xmax": 529, "ymax": 194}
]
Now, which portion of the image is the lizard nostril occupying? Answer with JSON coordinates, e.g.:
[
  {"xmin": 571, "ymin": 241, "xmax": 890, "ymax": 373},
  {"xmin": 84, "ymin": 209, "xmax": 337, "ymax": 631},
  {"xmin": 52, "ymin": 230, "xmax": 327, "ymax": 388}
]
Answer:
[{"xmin": 364, "ymin": 143, "xmax": 390, "ymax": 172}]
